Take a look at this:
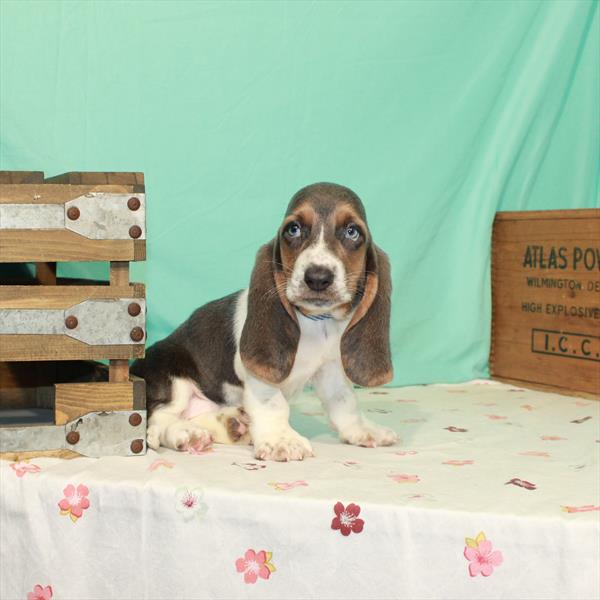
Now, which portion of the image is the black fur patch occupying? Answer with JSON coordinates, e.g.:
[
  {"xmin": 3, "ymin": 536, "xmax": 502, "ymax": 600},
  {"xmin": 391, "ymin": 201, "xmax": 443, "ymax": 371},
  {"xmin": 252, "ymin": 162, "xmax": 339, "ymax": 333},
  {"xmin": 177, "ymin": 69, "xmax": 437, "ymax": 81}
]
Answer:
[{"xmin": 130, "ymin": 292, "xmax": 243, "ymax": 414}]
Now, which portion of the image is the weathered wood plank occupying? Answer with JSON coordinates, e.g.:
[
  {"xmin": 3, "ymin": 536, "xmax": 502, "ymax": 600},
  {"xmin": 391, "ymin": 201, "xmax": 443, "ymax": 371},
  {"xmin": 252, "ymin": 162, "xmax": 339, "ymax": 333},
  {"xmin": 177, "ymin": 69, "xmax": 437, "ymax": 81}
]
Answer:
[
  {"xmin": 54, "ymin": 381, "xmax": 134, "ymax": 425},
  {"xmin": 0, "ymin": 449, "xmax": 80, "ymax": 461},
  {"xmin": 0, "ymin": 284, "xmax": 144, "ymax": 309},
  {"xmin": 0, "ymin": 171, "xmax": 45, "ymax": 184},
  {"xmin": 45, "ymin": 172, "xmax": 144, "ymax": 190},
  {"xmin": 0, "ymin": 335, "xmax": 144, "ymax": 361},
  {"xmin": 0, "ymin": 183, "xmax": 139, "ymax": 203},
  {"xmin": 0, "ymin": 230, "xmax": 145, "ymax": 262},
  {"xmin": 35, "ymin": 262, "xmax": 57, "ymax": 285},
  {"xmin": 110, "ymin": 261, "xmax": 129, "ymax": 286}
]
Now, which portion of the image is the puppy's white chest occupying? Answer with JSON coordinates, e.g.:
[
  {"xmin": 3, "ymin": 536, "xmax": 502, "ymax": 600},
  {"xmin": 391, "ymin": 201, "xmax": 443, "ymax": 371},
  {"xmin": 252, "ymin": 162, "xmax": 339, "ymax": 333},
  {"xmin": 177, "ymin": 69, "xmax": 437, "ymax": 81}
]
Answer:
[{"xmin": 284, "ymin": 315, "xmax": 347, "ymax": 394}]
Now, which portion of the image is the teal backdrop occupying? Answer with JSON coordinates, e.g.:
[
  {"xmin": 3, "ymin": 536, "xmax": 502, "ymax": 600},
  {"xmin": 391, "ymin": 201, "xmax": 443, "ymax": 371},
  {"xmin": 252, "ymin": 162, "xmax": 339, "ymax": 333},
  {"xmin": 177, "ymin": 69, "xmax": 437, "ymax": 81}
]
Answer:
[{"xmin": 1, "ymin": 0, "xmax": 598, "ymax": 385}]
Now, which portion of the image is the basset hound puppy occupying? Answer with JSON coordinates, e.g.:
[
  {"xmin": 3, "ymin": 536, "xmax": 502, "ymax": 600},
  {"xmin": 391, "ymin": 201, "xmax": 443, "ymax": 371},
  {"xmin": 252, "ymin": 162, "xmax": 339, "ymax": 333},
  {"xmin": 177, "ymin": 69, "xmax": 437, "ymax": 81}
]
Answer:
[{"xmin": 131, "ymin": 182, "xmax": 398, "ymax": 461}]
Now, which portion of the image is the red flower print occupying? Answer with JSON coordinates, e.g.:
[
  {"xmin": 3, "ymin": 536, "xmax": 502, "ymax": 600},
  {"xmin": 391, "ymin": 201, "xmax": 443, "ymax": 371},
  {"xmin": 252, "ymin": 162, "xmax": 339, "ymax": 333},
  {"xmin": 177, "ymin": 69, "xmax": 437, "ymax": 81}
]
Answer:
[
  {"xmin": 235, "ymin": 549, "xmax": 275, "ymax": 584},
  {"xmin": 463, "ymin": 532, "xmax": 503, "ymax": 577},
  {"xmin": 58, "ymin": 484, "xmax": 90, "ymax": 523},
  {"xmin": 27, "ymin": 584, "xmax": 53, "ymax": 600},
  {"xmin": 331, "ymin": 502, "xmax": 364, "ymax": 536}
]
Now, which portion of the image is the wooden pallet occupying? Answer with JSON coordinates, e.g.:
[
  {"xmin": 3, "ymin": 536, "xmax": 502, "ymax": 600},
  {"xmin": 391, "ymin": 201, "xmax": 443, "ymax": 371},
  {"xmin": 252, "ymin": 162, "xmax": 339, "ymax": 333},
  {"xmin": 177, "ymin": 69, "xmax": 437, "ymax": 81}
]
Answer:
[{"xmin": 0, "ymin": 171, "xmax": 148, "ymax": 459}]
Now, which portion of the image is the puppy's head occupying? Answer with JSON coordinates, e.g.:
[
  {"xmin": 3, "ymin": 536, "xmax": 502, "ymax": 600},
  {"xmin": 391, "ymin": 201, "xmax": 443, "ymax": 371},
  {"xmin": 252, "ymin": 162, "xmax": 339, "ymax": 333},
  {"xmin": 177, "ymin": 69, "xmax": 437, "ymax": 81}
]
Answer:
[
  {"xmin": 279, "ymin": 183, "xmax": 370, "ymax": 315},
  {"xmin": 240, "ymin": 183, "xmax": 393, "ymax": 387}
]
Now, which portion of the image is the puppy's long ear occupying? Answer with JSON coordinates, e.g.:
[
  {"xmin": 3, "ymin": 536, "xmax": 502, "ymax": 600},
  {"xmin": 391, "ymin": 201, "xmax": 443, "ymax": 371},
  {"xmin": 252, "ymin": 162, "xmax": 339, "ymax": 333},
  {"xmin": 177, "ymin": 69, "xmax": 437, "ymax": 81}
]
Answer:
[
  {"xmin": 240, "ymin": 240, "xmax": 300, "ymax": 384},
  {"xmin": 341, "ymin": 244, "xmax": 393, "ymax": 386}
]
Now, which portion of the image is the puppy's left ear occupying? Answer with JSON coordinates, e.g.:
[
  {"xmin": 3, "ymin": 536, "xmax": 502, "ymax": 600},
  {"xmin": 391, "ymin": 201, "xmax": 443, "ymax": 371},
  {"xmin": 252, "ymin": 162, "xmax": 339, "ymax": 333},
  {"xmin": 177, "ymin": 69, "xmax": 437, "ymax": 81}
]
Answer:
[
  {"xmin": 341, "ymin": 244, "xmax": 393, "ymax": 386},
  {"xmin": 240, "ymin": 240, "xmax": 300, "ymax": 384}
]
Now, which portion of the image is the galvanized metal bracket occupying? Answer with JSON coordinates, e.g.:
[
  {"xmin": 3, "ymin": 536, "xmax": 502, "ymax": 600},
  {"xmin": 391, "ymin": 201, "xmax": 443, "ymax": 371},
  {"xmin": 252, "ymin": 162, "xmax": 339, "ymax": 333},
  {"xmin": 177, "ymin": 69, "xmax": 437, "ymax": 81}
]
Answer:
[
  {"xmin": 0, "ymin": 298, "xmax": 146, "ymax": 345},
  {"xmin": 0, "ymin": 410, "xmax": 147, "ymax": 457},
  {"xmin": 0, "ymin": 192, "xmax": 146, "ymax": 240}
]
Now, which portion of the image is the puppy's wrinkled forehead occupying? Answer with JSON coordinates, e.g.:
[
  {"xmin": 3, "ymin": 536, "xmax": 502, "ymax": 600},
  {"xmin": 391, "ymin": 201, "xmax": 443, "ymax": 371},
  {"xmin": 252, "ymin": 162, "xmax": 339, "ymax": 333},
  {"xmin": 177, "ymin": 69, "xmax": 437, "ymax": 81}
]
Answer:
[{"xmin": 285, "ymin": 182, "xmax": 367, "ymax": 224}]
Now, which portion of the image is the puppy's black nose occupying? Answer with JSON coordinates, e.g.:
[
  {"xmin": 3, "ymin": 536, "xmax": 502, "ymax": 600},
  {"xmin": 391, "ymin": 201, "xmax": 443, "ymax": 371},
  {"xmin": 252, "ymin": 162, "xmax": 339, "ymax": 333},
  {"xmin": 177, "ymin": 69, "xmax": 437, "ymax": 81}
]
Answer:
[{"xmin": 304, "ymin": 266, "xmax": 334, "ymax": 291}]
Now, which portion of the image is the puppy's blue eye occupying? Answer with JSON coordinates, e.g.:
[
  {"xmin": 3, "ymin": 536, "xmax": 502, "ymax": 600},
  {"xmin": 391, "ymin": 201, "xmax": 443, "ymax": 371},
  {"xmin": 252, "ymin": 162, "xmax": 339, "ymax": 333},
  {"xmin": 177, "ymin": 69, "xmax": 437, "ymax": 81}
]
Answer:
[
  {"xmin": 345, "ymin": 224, "xmax": 361, "ymax": 241},
  {"xmin": 285, "ymin": 222, "xmax": 302, "ymax": 238}
]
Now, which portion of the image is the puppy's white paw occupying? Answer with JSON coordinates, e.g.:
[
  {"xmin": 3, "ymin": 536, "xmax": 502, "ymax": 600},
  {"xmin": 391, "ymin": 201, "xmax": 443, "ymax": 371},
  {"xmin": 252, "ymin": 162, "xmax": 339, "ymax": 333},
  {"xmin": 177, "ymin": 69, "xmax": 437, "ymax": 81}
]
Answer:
[
  {"xmin": 339, "ymin": 418, "xmax": 399, "ymax": 448},
  {"xmin": 163, "ymin": 420, "xmax": 213, "ymax": 452},
  {"xmin": 146, "ymin": 425, "xmax": 161, "ymax": 450},
  {"xmin": 253, "ymin": 427, "xmax": 313, "ymax": 462}
]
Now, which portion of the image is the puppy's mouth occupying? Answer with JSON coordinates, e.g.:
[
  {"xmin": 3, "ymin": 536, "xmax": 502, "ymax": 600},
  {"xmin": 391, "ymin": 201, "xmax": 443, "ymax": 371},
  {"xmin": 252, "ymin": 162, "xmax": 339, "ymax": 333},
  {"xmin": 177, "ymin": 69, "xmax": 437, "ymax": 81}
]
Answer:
[{"xmin": 289, "ymin": 291, "xmax": 351, "ymax": 313}]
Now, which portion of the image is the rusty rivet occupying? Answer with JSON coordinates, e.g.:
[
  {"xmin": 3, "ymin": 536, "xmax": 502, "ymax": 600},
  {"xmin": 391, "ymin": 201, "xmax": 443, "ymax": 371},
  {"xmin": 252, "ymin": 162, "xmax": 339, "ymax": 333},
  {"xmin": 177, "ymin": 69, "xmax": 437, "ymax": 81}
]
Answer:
[
  {"xmin": 66, "ymin": 431, "xmax": 80, "ymax": 445},
  {"xmin": 130, "ymin": 439, "xmax": 144, "ymax": 454},
  {"xmin": 130, "ymin": 327, "xmax": 144, "ymax": 342},
  {"xmin": 127, "ymin": 197, "xmax": 141, "ymax": 211},
  {"xmin": 129, "ymin": 225, "xmax": 142, "ymax": 239},
  {"xmin": 67, "ymin": 206, "xmax": 80, "ymax": 220},
  {"xmin": 129, "ymin": 412, "xmax": 142, "ymax": 427},
  {"xmin": 128, "ymin": 302, "xmax": 141, "ymax": 317},
  {"xmin": 65, "ymin": 315, "xmax": 78, "ymax": 329}
]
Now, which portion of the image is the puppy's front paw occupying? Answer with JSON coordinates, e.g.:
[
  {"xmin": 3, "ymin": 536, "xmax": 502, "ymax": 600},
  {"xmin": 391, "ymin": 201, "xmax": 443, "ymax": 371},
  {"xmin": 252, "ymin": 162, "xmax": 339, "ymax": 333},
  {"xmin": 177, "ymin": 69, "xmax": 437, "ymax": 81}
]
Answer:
[
  {"xmin": 164, "ymin": 420, "xmax": 213, "ymax": 452},
  {"xmin": 253, "ymin": 428, "xmax": 313, "ymax": 462},
  {"xmin": 339, "ymin": 419, "xmax": 399, "ymax": 448}
]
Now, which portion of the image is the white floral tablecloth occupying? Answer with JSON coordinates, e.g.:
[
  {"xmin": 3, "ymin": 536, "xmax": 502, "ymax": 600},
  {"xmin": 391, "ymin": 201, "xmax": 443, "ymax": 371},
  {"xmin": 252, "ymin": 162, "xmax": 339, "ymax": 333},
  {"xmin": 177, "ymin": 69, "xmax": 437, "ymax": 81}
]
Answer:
[{"xmin": 1, "ymin": 380, "xmax": 599, "ymax": 600}]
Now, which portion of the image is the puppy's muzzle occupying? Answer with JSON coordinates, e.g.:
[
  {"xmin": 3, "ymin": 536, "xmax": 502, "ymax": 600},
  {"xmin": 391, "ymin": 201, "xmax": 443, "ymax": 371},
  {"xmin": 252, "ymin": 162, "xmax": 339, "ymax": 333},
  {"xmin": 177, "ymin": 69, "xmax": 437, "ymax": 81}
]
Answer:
[{"xmin": 304, "ymin": 265, "xmax": 334, "ymax": 292}]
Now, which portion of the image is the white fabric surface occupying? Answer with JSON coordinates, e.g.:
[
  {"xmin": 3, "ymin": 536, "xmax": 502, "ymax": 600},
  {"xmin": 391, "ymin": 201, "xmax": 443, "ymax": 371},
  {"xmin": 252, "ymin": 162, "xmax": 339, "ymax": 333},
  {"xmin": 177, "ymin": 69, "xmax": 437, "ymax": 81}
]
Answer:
[{"xmin": 1, "ymin": 380, "xmax": 599, "ymax": 600}]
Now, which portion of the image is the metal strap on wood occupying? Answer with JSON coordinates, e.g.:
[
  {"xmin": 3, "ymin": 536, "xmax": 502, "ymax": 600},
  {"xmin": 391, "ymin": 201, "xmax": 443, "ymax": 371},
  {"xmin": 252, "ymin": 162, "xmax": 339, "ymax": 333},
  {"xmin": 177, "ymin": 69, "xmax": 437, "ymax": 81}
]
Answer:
[
  {"xmin": 0, "ymin": 410, "xmax": 147, "ymax": 457},
  {"xmin": 0, "ymin": 193, "xmax": 146, "ymax": 240},
  {"xmin": 0, "ymin": 299, "xmax": 146, "ymax": 345}
]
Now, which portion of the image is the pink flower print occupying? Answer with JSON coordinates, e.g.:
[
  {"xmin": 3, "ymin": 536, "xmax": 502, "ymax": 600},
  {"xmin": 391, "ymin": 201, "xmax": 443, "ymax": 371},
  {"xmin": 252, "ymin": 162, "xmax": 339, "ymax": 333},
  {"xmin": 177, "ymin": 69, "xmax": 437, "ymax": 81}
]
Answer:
[
  {"xmin": 464, "ymin": 532, "xmax": 503, "ymax": 577},
  {"xmin": 389, "ymin": 473, "xmax": 420, "ymax": 483},
  {"xmin": 541, "ymin": 435, "xmax": 567, "ymax": 441},
  {"xmin": 269, "ymin": 480, "xmax": 308, "ymax": 491},
  {"xmin": 519, "ymin": 451, "xmax": 550, "ymax": 458},
  {"xmin": 175, "ymin": 487, "xmax": 207, "ymax": 521},
  {"xmin": 148, "ymin": 458, "xmax": 174, "ymax": 471},
  {"xmin": 443, "ymin": 460, "xmax": 474, "ymax": 467},
  {"xmin": 394, "ymin": 450, "xmax": 418, "ymax": 456},
  {"xmin": 331, "ymin": 502, "xmax": 365, "ymax": 536},
  {"xmin": 561, "ymin": 505, "xmax": 600, "ymax": 513},
  {"xmin": 10, "ymin": 461, "xmax": 41, "ymax": 478},
  {"xmin": 485, "ymin": 414, "xmax": 507, "ymax": 420},
  {"xmin": 58, "ymin": 484, "xmax": 90, "ymax": 522},
  {"xmin": 27, "ymin": 584, "xmax": 53, "ymax": 600},
  {"xmin": 235, "ymin": 549, "xmax": 275, "ymax": 584}
]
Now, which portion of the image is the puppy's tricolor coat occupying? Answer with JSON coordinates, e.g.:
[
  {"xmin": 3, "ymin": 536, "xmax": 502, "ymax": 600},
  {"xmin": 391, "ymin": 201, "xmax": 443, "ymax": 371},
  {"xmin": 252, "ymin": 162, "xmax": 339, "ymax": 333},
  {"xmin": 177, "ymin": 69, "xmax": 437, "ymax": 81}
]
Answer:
[{"xmin": 131, "ymin": 183, "xmax": 397, "ymax": 461}]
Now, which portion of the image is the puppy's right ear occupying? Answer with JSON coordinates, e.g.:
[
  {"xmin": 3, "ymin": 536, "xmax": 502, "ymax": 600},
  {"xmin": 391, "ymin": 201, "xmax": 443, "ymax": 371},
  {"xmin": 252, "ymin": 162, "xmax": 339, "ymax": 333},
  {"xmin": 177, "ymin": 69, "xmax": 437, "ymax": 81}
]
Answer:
[{"xmin": 240, "ymin": 240, "xmax": 300, "ymax": 384}]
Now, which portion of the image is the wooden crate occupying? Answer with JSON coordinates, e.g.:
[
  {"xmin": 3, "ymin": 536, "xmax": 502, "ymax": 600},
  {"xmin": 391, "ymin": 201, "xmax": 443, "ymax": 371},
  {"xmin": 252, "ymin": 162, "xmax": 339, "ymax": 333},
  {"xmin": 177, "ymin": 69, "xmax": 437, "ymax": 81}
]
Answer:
[
  {"xmin": 491, "ymin": 209, "xmax": 599, "ymax": 398},
  {"xmin": 0, "ymin": 171, "xmax": 148, "ymax": 459}
]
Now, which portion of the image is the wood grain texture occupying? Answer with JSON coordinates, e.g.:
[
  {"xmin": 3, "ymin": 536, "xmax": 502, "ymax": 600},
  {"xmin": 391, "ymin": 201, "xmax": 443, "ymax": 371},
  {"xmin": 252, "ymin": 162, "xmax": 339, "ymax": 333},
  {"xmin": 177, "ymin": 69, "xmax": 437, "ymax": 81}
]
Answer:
[
  {"xmin": 54, "ymin": 381, "xmax": 134, "ymax": 425},
  {"xmin": 110, "ymin": 261, "xmax": 129, "ymax": 286},
  {"xmin": 0, "ymin": 449, "xmax": 80, "ymax": 461},
  {"xmin": 0, "ymin": 183, "xmax": 138, "ymax": 204},
  {"xmin": 45, "ymin": 171, "xmax": 144, "ymax": 190},
  {"xmin": 0, "ymin": 171, "xmax": 45, "ymax": 184},
  {"xmin": 0, "ymin": 229, "xmax": 145, "ymax": 262},
  {"xmin": 490, "ymin": 210, "xmax": 600, "ymax": 398},
  {"xmin": 0, "ymin": 284, "xmax": 144, "ymax": 309},
  {"xmin": 35, "ymin": 262, "xmax": 57, "ymax": 285},
  {"xmin": 109, "ymin": 360, "xmax": 130, "ymax": 383},
  {"xmin": 0, "ymin": 335, "xmax": 144, "ymax": 361}
]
